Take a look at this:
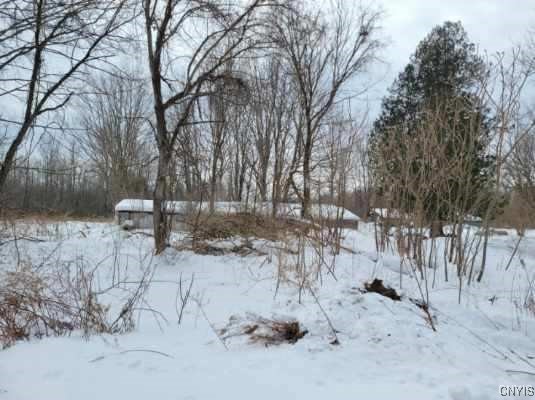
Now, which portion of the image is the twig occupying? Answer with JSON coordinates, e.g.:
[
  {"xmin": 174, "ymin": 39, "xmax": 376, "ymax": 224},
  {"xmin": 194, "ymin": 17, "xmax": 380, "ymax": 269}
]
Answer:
[
  {"xmin": 129, "ymin": 231, "xmax": 154, "ymax": 238},
  {"xmin": 505, "ymin": 235, "xmax": 522, "ymax": 271},
  {"xmin": 89, "ymin": 349, "xmax": 174, "ymax": 363},
  {"xmin": 176, "ymin": 272, "xmax": 194, "ymax": 325},
  {"xmin": 508, "ymin": 347, "xmax": 535, "ymax": 369},
  {"xmin": 505, "ymin": 369, "xmax": 535, "ymax": 376},
  {"xmin": 193, "ymin": 297, "xmax": 228, "ymax": 350},
  {"xmin": 0, "ymin": 236, "xmax": 46, "ymax": 246},
  {"xmin": 435, "ymin": 309, "xmax": 512, "ymax": 362},
  {"xmin": 308, "ymin": 287, "xmax": 340, "ymax": 345}
]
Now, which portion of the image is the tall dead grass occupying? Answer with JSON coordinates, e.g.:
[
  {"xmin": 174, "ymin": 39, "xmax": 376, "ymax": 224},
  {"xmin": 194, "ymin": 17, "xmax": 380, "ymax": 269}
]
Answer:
[{"xmin": 0, "ymin": 252, "xmax": 154, "ymax": 349}]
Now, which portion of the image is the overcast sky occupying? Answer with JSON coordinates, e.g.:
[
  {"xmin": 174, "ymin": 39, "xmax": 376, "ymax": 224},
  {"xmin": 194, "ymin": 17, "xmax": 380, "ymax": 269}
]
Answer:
[{"xmin": 364, "ymin": 0, "xmax": 535, "ymax": 117}]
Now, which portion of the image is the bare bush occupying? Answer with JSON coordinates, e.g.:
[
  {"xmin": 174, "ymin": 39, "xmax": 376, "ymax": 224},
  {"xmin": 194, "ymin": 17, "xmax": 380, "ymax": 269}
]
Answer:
[
  {"xmin": 274, "ymin": 216, "xmax": 343, "ymax": 303},
  {"xmin": 185, "ymin": 211, "xmax": 313, "ymax": 243},
  {"xmin": 371, "ymin": 96, "xmax": 495, "ymax": 309},
  {"xmin": 0, "ymin": 0, "xmax": 132, "ymax": 193},
  {"xmin": 0, "ymin": 263, "xmax": 75, "ymax": 346},
  {"xmin": 0, "ymin": 257, "xmax": 153, "ymax": 348}
]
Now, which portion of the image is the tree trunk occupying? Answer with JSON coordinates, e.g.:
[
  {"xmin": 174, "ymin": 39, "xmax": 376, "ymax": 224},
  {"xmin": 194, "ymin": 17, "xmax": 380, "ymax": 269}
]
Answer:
[
  {"xmin": 302, "ymin": 133, "xmax": 312, "ymax": 219},
  {"xmin": 183, "ymin": 159, "xmax": 192, "ymax": 198},
  {"xmin": 0, "ymin": 121, "xmax": 33, "ymax": 193},
  {"xmin": 209, "ymin": 154, "xmax": 218, "ymax": 214},
  {"xmin": 477, "ymin": 225, "xmax": 489, "ymax": 282},
  {"xmin": 153, "ymin": 149, "xmax": 171, "ymax": 254},
  {"xmin": 430, "ymin": 220, "xmax": 445, "ymax": 237},
  {"xmin": 272, "ymin": 166, "xmax": 281, "ymax": 218},
  {"xmin": 258, "ymin": 167, "xmax": 268, "ymax": 202}
]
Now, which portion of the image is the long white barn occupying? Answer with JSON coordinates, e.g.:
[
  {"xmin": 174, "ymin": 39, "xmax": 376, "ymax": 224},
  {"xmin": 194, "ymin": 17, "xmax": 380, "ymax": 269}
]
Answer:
[{"xmin": 115, "ymin": 199, "xmax": 360, "ymax": 230}]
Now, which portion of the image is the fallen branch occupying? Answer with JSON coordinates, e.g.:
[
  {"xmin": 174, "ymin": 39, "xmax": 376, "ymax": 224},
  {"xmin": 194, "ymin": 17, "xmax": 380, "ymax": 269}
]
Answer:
[{"xmin": 89, "ymin": 349, "xmax": 174, "ymax": 363}]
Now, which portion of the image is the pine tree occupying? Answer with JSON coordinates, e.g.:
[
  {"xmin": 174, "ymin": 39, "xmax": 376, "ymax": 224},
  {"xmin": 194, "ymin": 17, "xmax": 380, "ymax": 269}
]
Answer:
[{"xmin": 370, "ymin": 21, "xmax": 494, "ymax": 231}]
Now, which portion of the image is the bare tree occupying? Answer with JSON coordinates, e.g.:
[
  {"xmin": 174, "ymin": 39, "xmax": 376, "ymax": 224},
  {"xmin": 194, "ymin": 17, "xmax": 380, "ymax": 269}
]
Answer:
[
  {"xmin": 248, "ymin": 56, "xmax": 294, "ymax": 208},
  {"xmin": 271, "ymin": 1, "xmax": 382, "ymax": 217},
  {"xmin": 142, "ymin": 0, "xmax": 280, "ymax": 253},
  {"xmin": 477, "ymin": 47, "xmax": 535, "ymax": 281},
  {"xmin": 0, "ymin": 0, "xmax": 131, "ymax": 193},
  {"xmin": 78, "ymin": 72, "xmax": 152, "ymax": 211},
  {"xmin": 176, "ymin": 122, "xmax": 205, "ymax": 200},
  {"xmin": 348, "ymin": 113, "xmax": 372, "ymax": 217},
  {"xmin": 503, "ymin": 125, "xmax": 535, "ymax": 233},
  {"xmin": 205, "ymin": 60, "xmax": 245, "ymax": 213},
  {"xmin": 319, "ymin": 115, "xmax": 357, "ymax": 203},
  {"xmin": 228, "ymin": 103, "xmax": 251, "ymax": 202}
]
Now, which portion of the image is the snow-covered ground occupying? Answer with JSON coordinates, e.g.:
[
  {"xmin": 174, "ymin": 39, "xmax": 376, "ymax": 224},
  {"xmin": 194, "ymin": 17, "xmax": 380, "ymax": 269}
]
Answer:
[{"xmin": 1, "ymin": 220, "xmax": 534, "ymax": 399}]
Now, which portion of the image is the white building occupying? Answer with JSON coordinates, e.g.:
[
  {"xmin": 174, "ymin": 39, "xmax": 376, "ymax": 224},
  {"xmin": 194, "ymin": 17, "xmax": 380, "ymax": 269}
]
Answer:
[{"xmin": 115, "ymin": 199, "xmax": 360, "ymax": 230}]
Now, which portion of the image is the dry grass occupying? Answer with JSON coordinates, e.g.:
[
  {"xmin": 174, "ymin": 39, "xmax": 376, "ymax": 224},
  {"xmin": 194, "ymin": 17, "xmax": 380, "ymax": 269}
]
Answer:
[
  {"xmin": 494, "ymin": 195, "xmax": 535, "ymax": 234},
  {"xmin": 0, "ymin": 208, "xmax": 112, "ymax": 224},
  {"xmin": 246, "ymin": 318, "xmax": 307, "ymax": 346},
  {"xmin": 220, "ymin": 313, "xmax": 308, "ymax": 347},
  {"xmin": 0, "ymin": 258, "xmax": 152, "ymax": 349},
  {"xmin": 187, "ymin": 212, "xmax": 313, "ymax": 242}
]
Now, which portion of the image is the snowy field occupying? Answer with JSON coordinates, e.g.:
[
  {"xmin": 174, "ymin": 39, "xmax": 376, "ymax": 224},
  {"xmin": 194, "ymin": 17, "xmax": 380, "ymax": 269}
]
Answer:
[{"xmin": 1, "ymin": 220, "xmax": 534, "ymax": 400}]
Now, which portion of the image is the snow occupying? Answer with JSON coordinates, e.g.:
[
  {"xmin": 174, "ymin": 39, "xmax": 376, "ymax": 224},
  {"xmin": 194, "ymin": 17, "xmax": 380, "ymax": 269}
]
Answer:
[
  {"xmin": 464, "ymin": 214, "xmax": 483, "ymax": 222},
  {"xmin": 115, "ymin": 199, "xmax": 155, "ymax": 212},
  {"xmin": 370, "ymin": 208, "xmax": 406, "ymax": 219},
  {"xmin": 114, "ymin": 199, "xmax": 245, "ymax": 214},
  {"xmin": 0, "ymin": 221, "xmax": 534, "ymax": 399},
  {"xmin": 114, "ymin": 199, "xmax": 361, "ymax": 221}
]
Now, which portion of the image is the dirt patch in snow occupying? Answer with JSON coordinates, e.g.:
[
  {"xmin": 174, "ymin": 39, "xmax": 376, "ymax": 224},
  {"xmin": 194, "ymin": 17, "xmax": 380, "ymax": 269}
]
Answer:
[{"xmin": 364, "ymin": 279, "xmax": 401, "ymax": 301}]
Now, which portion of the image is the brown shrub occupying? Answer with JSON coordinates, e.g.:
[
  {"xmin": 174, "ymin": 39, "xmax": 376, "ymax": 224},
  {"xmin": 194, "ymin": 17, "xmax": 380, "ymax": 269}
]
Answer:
[
  {"xmin": 495, "ymin": 193, "xmax": 535, "ymax": 234},
  {"xmin": 0, "ymin": 259, "xmax": 151, "ymax": 349},
  {"xmin": 0, "ymin": 264, "xmax": 78, "ymax": 347},
  {"xmin": 186, "ymin": 212, "xmax": 313, "ymax": 242}
]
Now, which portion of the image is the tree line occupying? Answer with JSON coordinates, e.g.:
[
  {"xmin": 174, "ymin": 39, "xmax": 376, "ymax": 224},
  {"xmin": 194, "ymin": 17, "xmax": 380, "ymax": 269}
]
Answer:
[{"xmin": 0, "ymin": 0, "xmax": 534, "ymax": 255}]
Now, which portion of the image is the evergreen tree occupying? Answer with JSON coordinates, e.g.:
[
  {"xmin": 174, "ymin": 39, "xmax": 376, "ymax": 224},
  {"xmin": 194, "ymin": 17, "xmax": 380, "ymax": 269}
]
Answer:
[{"xmin": 370, "ymin": 21, "xmax": 494, "ymax": 229}]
